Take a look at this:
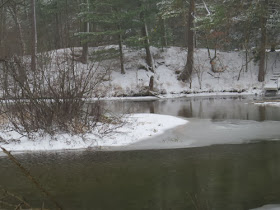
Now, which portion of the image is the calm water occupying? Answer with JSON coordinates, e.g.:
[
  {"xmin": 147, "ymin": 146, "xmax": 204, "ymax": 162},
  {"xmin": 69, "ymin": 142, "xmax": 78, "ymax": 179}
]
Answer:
[
  {"xmin": 1, "ymin": 96, "xmax": 280, "ymax": 210},
  {"xmin": 106, "ymin": 95, "xmax": 280, "ymax": 121}
]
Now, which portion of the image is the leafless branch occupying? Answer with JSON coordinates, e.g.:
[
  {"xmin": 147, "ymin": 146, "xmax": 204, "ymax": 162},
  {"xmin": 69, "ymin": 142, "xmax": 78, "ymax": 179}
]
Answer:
[{"xmin": 0, "ymin": 146, "xmax": 63, "ymax": 210}]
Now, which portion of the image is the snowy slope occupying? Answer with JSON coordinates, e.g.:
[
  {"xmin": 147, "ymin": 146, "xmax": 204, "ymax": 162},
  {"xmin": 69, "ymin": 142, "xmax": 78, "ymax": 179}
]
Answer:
[{"xmin": 64, "ymin": 46, "xmax": 279, "ymax": 98}]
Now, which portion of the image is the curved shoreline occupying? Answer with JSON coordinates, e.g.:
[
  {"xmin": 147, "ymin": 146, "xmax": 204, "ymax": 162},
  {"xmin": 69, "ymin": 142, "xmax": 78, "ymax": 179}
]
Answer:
[{"xmin": 0, "ymin": 114, "xmax": 188, "ymax": 154}]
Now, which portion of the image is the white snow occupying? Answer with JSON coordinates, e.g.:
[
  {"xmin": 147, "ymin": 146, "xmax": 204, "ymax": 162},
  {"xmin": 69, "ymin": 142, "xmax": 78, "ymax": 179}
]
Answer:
[
  {"xmin": 250, "ymin": 204, "xmax": 280, "ymax": 210},
  {"xmin": 0, "ymin": 114, "xmax": 188, "ymax": 152},
  {"xmin": 254, "ymin": 102, "xmax": 280, "ymax": 107},
  {"xmin": 264, "ymin": 80, "xmax": 279, "ymax": 90},
  {"xmin": 120, "ymin": 118, "xmax": 280, "ymax": 151},
  {"xmin": 48, "ymin": 46, "xmax": 279, "ymax": 98}
]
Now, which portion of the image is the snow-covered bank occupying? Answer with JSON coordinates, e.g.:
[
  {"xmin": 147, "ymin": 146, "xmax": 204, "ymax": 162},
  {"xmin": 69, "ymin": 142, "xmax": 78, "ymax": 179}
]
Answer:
[
  {"xmin": 254, "ymin": 101, "xmax": 280, "ymax": 107},
  {"xmin": 0, "ymin": 114, "xmax": 188, "ymax": 153},
  {"xmin": 48, "ymin": 46, "xmax": 278, "ymax": 98},
  {"xmin": 96, "ymin": 46, "xmax": 266, "ymax": 97}
]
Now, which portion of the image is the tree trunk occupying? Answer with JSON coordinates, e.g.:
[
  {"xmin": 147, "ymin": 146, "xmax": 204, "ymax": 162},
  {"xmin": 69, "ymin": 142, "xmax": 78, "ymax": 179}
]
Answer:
[
  {"xmin": 182, "ymin": 8, "xmax": 188, "ymax": 47},
  {"xmin": 0, "ymin": 1, "xmax": 6, "ymax": 58},
  {"xmin": 31, "ymin": 0, "xmax": 37, "ymax": 72},
  {"xmin": 81, "ymin": 22, "xmax": 89, "ymax": 63},
  {"xmin": 65, "ymin": 0, "xmax": 70, "ymax": 47},
  {"xmin": 118, "ymin": 25, "xmax": 125, "ymax": 74},
  {"xmin": 80, "ymin": 0, "xmax": 89, "ymax": 64},
  {"xmin": 179, "ymin": 0, "xmax": 195, "ymax": 82},
  {"xmin": 9, "ymin": 6, "xmax": 26, "ymax": 55},
  {"xmin": 271, "ymin": 44, "xmax": 276, "ymax": 52},
  {"xmin": 258, "ymin": 0, "xmax": 268, "ymax": 82},
  {"xmin": 140, "ymin": 8, "xmax": 154, "ymax": 73},
  {"xmin": 149, "ymin": 76, "xmax": 154, "ymax": 91},
  {"xmin": 55, "ymin": 12, "xmax": 61, "ymax": 49},
  {"xmin": 269, "ymin": 0, "xmax": 277, "ymax": 52},
  {"xmin": 160, "ymin": 18, "xmax": 167, "ymax": 47}
]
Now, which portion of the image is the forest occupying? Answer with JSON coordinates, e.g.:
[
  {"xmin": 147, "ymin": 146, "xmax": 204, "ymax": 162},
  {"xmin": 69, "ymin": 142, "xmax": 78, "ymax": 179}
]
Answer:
[{"xmin": 0, "ymin": 0, "xmax": 279, "ymax": 83}]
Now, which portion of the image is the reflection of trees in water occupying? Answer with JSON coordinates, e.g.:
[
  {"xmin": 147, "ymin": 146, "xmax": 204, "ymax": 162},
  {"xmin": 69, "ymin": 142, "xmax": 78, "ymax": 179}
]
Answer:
[
  {"xmin": 149, "ymin": 101, "xmax": 160, "ymax": 114},
  {"xmin": 149, "ymin": 103, "xmax": 155, "ymax": 113},
  {"xmin": 177, "ymin": 101, "xmax": 193, "ymax": 118},
  {"xmin": 198, "ymin": 101, "xmax": 203, "ymax": 118},
  {"xmin": 211, "ymin": 111, "xmax": 227, "ymax": 121},
  {"xmin": 258, "ymin": 105, "xmax": 266, "ymax": 121},
  {"xmin": 103, "ymin": 97, "xmax": 280, "ymax": 122}
]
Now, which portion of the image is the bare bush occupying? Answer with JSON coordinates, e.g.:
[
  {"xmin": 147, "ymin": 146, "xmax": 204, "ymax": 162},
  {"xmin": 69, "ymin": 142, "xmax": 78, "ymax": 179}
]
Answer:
[{"xmin": 0, "ymin": 51, "xmax": 121, "ymax": 136}]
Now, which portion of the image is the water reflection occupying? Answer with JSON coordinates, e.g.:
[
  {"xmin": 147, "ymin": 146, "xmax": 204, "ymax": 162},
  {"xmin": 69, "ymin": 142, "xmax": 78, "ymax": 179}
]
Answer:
[
  {"xmin": 104, "ymin": 96, "xmax": 280, "ymax": 121},
  {"xmin": 1, "ymin": 142, "xmax": 280, "ymax": 209}
]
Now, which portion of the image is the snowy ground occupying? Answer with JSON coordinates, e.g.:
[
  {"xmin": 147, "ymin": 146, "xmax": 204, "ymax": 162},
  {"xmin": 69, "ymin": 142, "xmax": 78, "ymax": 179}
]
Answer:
[
  {"xmin": 0, "ymin": 114, "xmax": 188, "ymax": 153},
  {"xmin": 254, "ymin": 101, "xmax": 280, "ymax": 107},
  {"xmin": 46, "ymin": 46, "xmax": 280, "ymax": 98},
  {"xmin": 1, "ymin": 46, "xmax": 279, "ymax": 153},
  {"xmin": 64, "ymin": 46, "xmax": 280, "ymax": 98}
]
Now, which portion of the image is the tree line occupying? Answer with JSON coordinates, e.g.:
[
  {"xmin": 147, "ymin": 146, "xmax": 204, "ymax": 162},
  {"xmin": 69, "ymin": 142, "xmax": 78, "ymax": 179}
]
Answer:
[{"xmin": 0, "ymin": 0, "xmax": 279, "ymax": 82}]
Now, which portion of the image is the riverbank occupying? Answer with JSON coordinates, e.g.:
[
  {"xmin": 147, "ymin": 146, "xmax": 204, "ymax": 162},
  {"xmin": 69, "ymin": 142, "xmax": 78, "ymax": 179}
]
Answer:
[
  {"xmin": 0, "ymin": 113, "xmax": 188, "ymax": 153},
  {"xmin": 1, "ymin": 45, "xmax": 280, "ymax": 153},
  {"xmin": 1, "ymin": 95, "xmax": 280, "ymax": 153},
  {"xmin": 51, "ymin": 46, "xmax": 279, "ymax": 98}
]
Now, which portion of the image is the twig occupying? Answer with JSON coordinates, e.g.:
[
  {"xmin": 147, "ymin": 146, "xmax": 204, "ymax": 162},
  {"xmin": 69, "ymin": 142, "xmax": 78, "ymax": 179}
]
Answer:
[
  {"xmin": 15, "ymin": 202, "xmax": 24, "ymax": 210},
  {"xmin": 0, "ymin": 200, "xmax": 16, "ymax": 208},
  {"xmin": 237, "ymin": 56, "xmax": 254, "ymax": 81},
  {"xmin": 0, "ymin": 185, "xmax": 31, "ymax": 208},
  {"xmin": 0, "ymin": 145, "xmax": 63, "ymax": 210},
  {"xmin": 187, "ymin": 192, "xmax": 200, "ymax": 210},
  {"xmin": 207, "ymin": 72, "xmax": 219, "ymax": 78},
  {"xmin": 202, "ymin": 0, "xmax": 211, "ymax": 15}
]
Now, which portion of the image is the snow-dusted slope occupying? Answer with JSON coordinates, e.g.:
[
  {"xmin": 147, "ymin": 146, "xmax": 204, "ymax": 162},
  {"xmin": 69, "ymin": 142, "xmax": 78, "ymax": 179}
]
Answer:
[{"xmin": 66, "ymin": 46, "xmax": 279, "ymax": 97}]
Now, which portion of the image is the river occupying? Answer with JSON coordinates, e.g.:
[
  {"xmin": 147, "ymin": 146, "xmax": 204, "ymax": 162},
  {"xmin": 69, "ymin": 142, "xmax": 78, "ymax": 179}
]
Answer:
[{"xmin": 1, "ymin": 96, "xmax": 280, "ymax": 210}]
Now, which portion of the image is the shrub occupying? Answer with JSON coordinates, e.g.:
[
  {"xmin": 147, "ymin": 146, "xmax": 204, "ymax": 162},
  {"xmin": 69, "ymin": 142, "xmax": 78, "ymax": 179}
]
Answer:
[{"xmin": 0, "ymin": 51, "xmax": 121, "ymax": 136}]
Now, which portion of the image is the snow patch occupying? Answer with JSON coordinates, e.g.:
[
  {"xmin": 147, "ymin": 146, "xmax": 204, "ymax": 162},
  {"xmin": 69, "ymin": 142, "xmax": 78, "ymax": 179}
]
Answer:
[
  {"xmin": 0, "ymin": 114, "xmax": 188, "ymax": 152},
  {"xmin": 250, "ymin": 204, "xmax": 280, "ymax": 210},
  {"xmin": 254, "ymin": 102, "xmax": 280, "ymax": 107}
]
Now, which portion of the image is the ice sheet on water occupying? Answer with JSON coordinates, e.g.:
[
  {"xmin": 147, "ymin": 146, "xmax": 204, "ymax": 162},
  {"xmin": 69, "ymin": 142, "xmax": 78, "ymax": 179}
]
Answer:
[{"xmin": 250, "ymin": 204, "xmax": 280, "ymax": 210}]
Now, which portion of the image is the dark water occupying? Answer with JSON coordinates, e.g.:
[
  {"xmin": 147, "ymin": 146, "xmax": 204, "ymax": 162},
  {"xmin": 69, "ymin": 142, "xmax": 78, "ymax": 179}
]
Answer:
[{"xmin": 1, "ymin": 96, "xmax": 280, "ymax": 210}]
